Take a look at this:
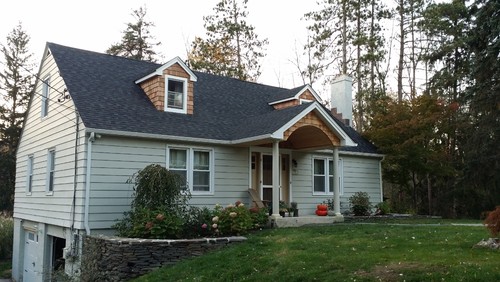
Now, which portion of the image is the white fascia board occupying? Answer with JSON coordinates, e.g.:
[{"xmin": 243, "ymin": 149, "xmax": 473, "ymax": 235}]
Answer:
[
  {"xmin": 85, "ymin": 128, "xmax": 229, "ymax": 144},
  {"xmin": 271, "ymin": 102, "xmax": 357, "ymax": 147},
  {"xmin": 312, "ymin": 148, "xmax": 383, "ymax": 158},
  {"xmin": 268, "ymin": 85, "xmax": 323, "ymax": 105},
  {"xmin": 134, "ymin": 56, "xmax": 198, "ymax": 84},
  {"xmin": 85, "ymin": 128, "xmax": 274, "ymax": 146}
]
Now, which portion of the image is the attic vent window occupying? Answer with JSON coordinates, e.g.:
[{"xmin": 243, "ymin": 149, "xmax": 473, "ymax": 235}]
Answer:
[{"xmin": 165, "ymin": 76, "xmax": 188, "ymax": 114}]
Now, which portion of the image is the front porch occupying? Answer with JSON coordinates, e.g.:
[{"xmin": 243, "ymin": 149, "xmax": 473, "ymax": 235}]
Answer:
[{"xmin": 271, "ymin": 215, "xmax": 344, "ymax": 228}]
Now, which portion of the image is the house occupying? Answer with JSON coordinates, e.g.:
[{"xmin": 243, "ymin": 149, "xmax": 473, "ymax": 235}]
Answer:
[{"xmin": 12, "ymin": 43, "xmax": 383, "ymax": 281}]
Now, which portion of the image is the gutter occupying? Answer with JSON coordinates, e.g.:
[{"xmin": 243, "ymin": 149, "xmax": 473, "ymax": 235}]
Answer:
[{"xmin": 84, "ymin": 132, "xmax": 96, "ymax": 235}]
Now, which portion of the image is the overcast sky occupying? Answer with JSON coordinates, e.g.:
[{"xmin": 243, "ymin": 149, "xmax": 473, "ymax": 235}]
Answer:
[{"xmin": 0, "ymin": 0, "xmax": 325, "ymax": 91}]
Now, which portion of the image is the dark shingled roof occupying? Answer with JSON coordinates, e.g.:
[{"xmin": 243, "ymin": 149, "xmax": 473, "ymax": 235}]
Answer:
[{"xmin": 47, "ymin": 42, "xmax": 378, "ymax": 154}]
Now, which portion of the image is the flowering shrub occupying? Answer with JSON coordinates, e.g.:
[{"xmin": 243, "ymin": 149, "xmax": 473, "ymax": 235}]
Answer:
[
  {"xmin": 249, "ymin": 207, "xmax": 270, "ymax": 228},
  {"xmin": 114, "ymin": 208, "xmax": 183, "ymax": 239},
  {"xmin": 182, "ymin": 206, "xmax": 215, "ymax": 238},
  {"xmin": 212, "ymin": 202, "xmax": 254, "ymax": 236}
]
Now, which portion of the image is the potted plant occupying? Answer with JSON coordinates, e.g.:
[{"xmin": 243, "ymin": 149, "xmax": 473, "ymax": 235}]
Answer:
[
  {"xmin": 290, "ymin": 202, "xmax": 299, "ymax": 217},
  {"xmin": 323, "ymin": 199, "xmax": 335, "ymax": 216},
  {"xmin": 279, "ymin": 201, "xmax": 288, "ymax": 217}
]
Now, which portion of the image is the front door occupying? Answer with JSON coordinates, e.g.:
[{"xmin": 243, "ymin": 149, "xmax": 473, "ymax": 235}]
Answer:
[
  {"xmin": 24, "ymin": 231, "xmax": 38, "ymax": 281},
  {"xmin": 251, "ymin": 152, "xmax": 290, "ymax": 205},
  {"xmin": 261, "ymin": 154, "xmax": 274, "ymax": 205}
]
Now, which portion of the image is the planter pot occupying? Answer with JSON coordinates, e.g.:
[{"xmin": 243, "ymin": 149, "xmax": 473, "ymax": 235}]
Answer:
[
  {"xmin": 293, "ymin": 209, "xmax": 299, "ymax": 217},
  {"xmin": 279, "ymin": 211, "xmax": 285, "ymax": 217}
]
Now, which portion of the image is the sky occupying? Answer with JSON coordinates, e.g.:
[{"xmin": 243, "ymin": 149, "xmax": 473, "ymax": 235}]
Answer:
[{"xmin": 0, "ymin": 0, "xmax": 323, "ymax": 94}]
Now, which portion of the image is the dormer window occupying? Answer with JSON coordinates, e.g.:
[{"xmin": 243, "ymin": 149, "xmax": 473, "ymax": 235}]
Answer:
[{"xmin": 165, "ymin": 76, "xmax": 188, "ymax": 113}]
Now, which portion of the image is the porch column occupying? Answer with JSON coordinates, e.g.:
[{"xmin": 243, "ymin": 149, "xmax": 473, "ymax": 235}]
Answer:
[
  {"xmin": 333, "ymin": 147, "xmax": 341, "ymax": 215},
  {"xmin": 272, "ymin": 140, "xmax": 281, "ymax": 217}
]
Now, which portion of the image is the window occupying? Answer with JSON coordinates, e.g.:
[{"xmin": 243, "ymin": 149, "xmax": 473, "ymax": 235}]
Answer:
[
  {"xmin": 313, "ymin": 157, "xmax": 343, "ymax": 195},
  {"xmin": 26, "ymin": 156, "xmax": 34, "ymax": 194},
  {"xmin": 165, "ymin": 76, "xmax": 188, "ymax": 113},
  {"xmin": 46, "ymin": 149, "xmax": 55, "ymax": 194},
  {"xmin": 167, "ymin": 146, "xmax": 213, "ymax": 194},
  {"xmin": 41, "ymin": 76, "xmax": 50, "ymax": 117},
  {"xmin": 169, "ymin": 148, "xmax": 188, "ymax": 188}
]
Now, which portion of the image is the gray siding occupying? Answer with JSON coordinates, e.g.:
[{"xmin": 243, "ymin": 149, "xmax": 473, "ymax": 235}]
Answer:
[
  {"xmin": 87, "ymin": 137, "xmax": 249, "ymax": 229},
  {"xmin": 290, "ymin": 151, "xmax": 382, "ymax": 215},
  {"xmin": 14, "ymin": 52, "xmax": 87, "ymax": 228}
]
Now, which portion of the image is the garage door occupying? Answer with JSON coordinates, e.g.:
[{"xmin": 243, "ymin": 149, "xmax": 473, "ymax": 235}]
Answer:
[{"xmin": 24, "ymin": 231, "xmax": 38, "ymax": 281}]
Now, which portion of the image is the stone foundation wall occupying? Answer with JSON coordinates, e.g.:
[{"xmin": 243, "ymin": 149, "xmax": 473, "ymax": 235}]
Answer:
[{"xmin": 81, "ymin": 235, "xmax": 247, "ymax": 281}]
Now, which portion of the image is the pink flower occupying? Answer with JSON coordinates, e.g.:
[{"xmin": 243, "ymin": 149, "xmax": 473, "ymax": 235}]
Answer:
[
  {"xmin": 201, "ymin": 223, "xmax": 208, "ymax": 229},
  {"xmin": 156, "ymin": 213, "xmax": 165, "ymax": 221},
  {"xmin": 235, "ymin": 201, "xmax": 242, "ymax": 206},
  {"xmin": 145, "ymin": 222, "xmax": 154, "ymax": 230}
]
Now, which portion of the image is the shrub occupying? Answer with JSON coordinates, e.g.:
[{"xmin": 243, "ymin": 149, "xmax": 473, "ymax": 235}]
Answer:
[
  {"xmin": 182, "ymin": 206, "xmax": 216, "ymax": 238},
  {"xmin": 322, "ymin": 199, "xmax": 334, "ymax": 211},
  {"xmin": 375, "ymin": 201, "xmax": 391, "ymax": 215},
  {"xmin": 213, "ymin": 202, "xmax": 253, "ymax": 236},
  {"xmin": 128, "ymin": 164, "xmax": 190, "ymax": 214},
  {"xmin": 0, "ymin": 214, "xmax": 13, "ymax": 259},
  {"xmin": 249, "ymin": 207, "xmax": 269, "ymax": 228},
  {"xmin": 484, "ymin": 206, "xmax": 500, "ymax": 237},
  {"xmin": 114, "ymin": 164, "xmax": 190, "ymax": 238},
  {"xmin": 349, "ymin": 192, "xmax": 371, "ymax": 216},
  {"xmin": 114, "ymin": 208, "xmax": 183, "ymax": 239}
]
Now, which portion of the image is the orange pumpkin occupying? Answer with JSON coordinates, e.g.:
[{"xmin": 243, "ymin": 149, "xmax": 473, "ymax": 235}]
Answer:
[
  {"xmin": 317, "ymin": 204, "xmax": 328, "ymax": 211},
  {"xmin": 316, "ymin": 210, "xmax": 328, "ymax": 216}
]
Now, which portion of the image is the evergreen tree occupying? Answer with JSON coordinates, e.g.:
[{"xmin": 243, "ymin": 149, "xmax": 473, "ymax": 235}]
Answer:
[
  {"xmin": 188, "ymin": 0, "xmax": 268, "ymax": 81},
  {"xmin": 0, "ymin": 23, "xmax": 34, "ymax": 212},
  {"xmin": 107, "ymin": 6, "xmax": 161, "ymax": 62},
  {"xmin": 304, "ymin": 0, "xmax": 389, "ymax": 131},
  {"xmin": 460, "ymin": 0, "xmax": 500, "ymax": 216},
  {"xmin": 395, "ymin": 0, "xmax": 430, "ymax": 102}
]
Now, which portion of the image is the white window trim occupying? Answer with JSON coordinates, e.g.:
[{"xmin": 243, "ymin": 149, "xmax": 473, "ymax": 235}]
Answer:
[
  {"xmin": 41, "ymin": 76, "xmax": 50, "ymax": 118},
  {"xmin": 164, "ymin": 75, "xmax": 188, "ymax": 114},
  {"xmin": 166, "ymin": 145, "xmax": 214, "ymax": 195},
  {"xmin": 312, "ymin": 156, "xmax": 343, "ymax": 196},
  {"xmin": 46, "ymin": 149, "xmax": 55, "ymax": 195},
  {"xmin": 26, "ymin": 155, "xmax": 34, "ymax": 195}
]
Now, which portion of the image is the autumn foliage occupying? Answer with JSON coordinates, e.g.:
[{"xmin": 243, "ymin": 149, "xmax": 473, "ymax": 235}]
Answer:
[{"xmin": 484, "ymin": 206, "xmax": 500, "ymax": 238}]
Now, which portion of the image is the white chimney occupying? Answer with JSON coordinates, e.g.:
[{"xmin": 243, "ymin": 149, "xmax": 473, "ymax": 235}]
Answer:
[{"xmin": 330, "ymin": 74, "xmax": 353, "ymax": 126}]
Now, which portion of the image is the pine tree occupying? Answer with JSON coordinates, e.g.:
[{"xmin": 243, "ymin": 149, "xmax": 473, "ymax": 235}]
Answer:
[
  {"xmin": 107, "ymin": 6, "xmax": 161, "ymax": 62},
  {"xmin": 0, "ymin": 23, "xmax": 34, "ymax": 212},
  {"xmin": 460, "ymin": 0, "xmax": 500, "ymax": 215},
  {"xmin": 188, "ymin": 0, "xmax": 268, "ymax": 81},
  {"xmin": 304, "ymin": 0, "xmax": 389, "ymax": 131}
]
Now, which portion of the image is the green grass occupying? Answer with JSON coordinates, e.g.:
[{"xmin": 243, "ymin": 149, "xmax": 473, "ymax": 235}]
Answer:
[{"xmin": 134, "ymin": 222, "xmax": 499, "ymax": 282}]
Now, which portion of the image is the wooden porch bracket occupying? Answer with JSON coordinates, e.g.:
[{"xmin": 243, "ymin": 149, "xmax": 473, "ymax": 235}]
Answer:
[{"xmin": 248, "ymin": 188, "xmax": 266, "ymax": 208}]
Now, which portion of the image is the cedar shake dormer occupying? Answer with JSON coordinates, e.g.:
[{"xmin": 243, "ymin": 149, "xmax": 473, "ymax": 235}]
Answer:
[
  {"xmin": 135, "ymin": 57, "xmax": 197, "ymax": 114},
  {"xmin": 269, "ymin": 85, "xmax": 322, "ymax": 110}
]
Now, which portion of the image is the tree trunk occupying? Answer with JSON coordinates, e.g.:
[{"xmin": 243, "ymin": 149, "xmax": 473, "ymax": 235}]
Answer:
[{"xmin": 397, "ymin": 0, "xmax": 404, "ymax": 102}]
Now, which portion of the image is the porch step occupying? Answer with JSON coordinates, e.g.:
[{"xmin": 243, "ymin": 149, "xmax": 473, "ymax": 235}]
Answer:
[{"xmin": 272, "ymin": 215, "xmax": 344, "ymax": 228}]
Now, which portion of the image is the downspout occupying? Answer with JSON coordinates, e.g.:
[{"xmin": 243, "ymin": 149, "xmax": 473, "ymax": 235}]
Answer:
[
  {"xmin": 84, "ymin": 132, "xmax": 96, "ymax": 235},
  {"xmin": 379, "ymin": 156, "xmax": 385, "ymax": 202}
]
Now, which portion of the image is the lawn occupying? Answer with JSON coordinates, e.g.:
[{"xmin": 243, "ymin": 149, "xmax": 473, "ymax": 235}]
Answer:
[{"xmin": 134, "ymin": 221, "xmax": 499, "ymax": 282}]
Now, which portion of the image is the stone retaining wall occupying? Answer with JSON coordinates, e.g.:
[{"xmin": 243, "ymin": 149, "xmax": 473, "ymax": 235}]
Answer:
[{"xmin": 81, "ymin": 235, "xmax": 247, "ymax": 281}]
